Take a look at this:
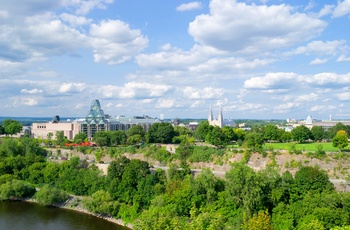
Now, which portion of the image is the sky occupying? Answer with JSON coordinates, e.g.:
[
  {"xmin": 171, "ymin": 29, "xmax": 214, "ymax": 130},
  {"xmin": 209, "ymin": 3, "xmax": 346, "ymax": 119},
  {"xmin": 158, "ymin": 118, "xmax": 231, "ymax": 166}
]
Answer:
[{"xmin": 1, "ymin": 0, "xmax": 350, "ymax": 120}]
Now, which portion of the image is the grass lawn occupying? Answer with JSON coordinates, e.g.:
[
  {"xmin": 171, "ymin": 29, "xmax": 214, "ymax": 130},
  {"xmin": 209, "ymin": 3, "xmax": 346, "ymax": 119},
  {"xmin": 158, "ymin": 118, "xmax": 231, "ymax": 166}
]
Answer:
[{"xmin": 263, "ymin": 142, "xmax": 341, "ymax": 152}]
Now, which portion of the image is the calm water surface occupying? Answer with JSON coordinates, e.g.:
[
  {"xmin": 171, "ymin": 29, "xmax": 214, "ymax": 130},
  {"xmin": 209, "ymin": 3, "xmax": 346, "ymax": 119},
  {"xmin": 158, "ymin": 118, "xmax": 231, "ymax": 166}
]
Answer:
[{"xmin": 0, "ymin": 201, "xmax": 129, "ymax": 230}]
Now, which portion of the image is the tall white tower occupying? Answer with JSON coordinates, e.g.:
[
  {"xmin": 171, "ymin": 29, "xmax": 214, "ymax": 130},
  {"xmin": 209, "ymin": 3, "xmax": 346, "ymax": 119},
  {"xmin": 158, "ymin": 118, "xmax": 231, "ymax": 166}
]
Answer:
[{"xmin": 208, "ymin": 103, "xmax": 213, "ymax": 122}]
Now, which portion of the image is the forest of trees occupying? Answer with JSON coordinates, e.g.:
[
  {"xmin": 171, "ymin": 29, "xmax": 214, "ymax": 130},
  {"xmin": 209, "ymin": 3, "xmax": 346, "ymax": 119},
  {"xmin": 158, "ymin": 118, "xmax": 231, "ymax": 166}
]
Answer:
[{"xmin": 1, "ymin": 119, "xmax": 350, "ymax": 229}]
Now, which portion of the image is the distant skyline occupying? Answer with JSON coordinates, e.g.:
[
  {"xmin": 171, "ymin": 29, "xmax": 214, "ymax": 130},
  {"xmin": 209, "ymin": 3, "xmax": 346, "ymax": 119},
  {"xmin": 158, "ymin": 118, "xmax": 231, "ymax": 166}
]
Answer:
[{"xmin": 1, "ymin": 0, "xmax": 350, "ymax": 120}]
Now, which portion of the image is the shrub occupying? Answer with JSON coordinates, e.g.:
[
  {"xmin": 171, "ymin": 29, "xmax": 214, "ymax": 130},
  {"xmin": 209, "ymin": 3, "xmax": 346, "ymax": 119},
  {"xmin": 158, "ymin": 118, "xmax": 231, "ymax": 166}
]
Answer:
[
  {"xmin": 0, "ymin": 179, "xmax": 36, "ymax": 200},
  {"xmin": 35, "ymin": 184, "xmax": 69, "ymax": 206}
]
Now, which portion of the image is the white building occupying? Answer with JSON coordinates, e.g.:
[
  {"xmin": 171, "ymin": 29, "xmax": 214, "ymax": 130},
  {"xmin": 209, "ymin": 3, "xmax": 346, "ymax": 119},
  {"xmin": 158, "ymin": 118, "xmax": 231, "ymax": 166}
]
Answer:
[{"xmin": 208, "ymin": 104, "xmax": 223, "ymax": 128}]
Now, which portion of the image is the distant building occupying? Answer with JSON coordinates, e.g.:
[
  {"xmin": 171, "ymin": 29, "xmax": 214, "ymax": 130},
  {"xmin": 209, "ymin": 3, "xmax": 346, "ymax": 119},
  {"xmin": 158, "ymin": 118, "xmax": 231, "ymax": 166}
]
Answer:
[
  {"xmin": 208, "ymin": 104, "xmax": 223, "ymax": 128},
  {"xmin": 291, "ymin": 115, "xmax": 350, "ymax": 131},
  {"xmin": 31, "ymin": 99, "xmax": 158, "ymax": 140}
]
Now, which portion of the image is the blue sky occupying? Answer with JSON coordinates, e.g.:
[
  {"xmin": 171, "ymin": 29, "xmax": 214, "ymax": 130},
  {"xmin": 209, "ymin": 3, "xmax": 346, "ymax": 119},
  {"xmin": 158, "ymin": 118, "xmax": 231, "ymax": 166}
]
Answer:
[{"xmin": 1, "ymin": 0, "xmax": 350, "ymax": 120}]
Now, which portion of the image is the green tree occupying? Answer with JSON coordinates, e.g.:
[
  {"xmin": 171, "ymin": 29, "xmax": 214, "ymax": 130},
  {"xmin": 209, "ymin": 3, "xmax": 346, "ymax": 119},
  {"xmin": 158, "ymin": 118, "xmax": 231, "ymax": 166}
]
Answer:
[
  {"xmin": 0, "ymin": 138, "xmax": 24, "ymax": 157},
  {"xmin": 83, "ymin": 190, "xmax": 120, "ymax": 216},
  {"xmin": 147, "ymin": 122, "xmax": 175, "ymax": 144},
  {"xmin": 332, "ymin": 130, "xmax": 349, "ymax": 151},
  {"xmin": 245, "ymin": 132, "xmax": 264, "ymax": 152},
  {"xmin": 55, "ymin": 131, "xmax": 66, "ymax": 146},
  {"xmin": 0, "ymin": 125, "xmax": 4, "ymax": 135},
  {"xmin": 175, "ymin": 140, "xmax": 194, "ymax": 164},
  {"xmin": 281, "ymin": 131, "xmax": 292, "ymax": 142},
  {"xmin": 244, "ymin": 210, "xmax": 273, "ymax": 230},
  {"xmin": 234, "ymin": 128, "xmax": 247, "ymax": 141},
  {"xmin": 127, "ymin": 125, "xmax": 145, "ymax": 145},
  {"xmin": 174, "ymin": 126, "xmax": 192, "ymax": 136},
  {"xmin": 110, "ymin": 130, "xmax": 127, "ymax": 146},
  {"xmin": 0, "ymin": 179, "xmax": 36, "ymax": 200},
  {"xmin": 93, "ymin": 131, "xmax": 110, "ymax": 146},
  {"xmin": 311, "ymin": 126, "xmax": 325, "ymax": 141},
  {"xmin": 35, "ymin": 185, "xmax": 69, "ymax": 206},
  {"xmin": 222, "ymin": 126, "xmax": 237, "ymax": 142},
  {"xmin": 2, "ymin": 119, "xmax": 22, "ymax": 136},
  {"xmin": 206, "ymin": 126, "xmax": 228, "ymax": 148},
  {"xmin": 298, "ymin": 219, "xmax": 325, "ymax": 230},
  {"xmin": 291, "ymin": 125, "xmax": 312, "ymax": 143},
  {"xmin": 264, "ymin": 124, "xmax": 280, "ymax": 142},
  {"xmin": 73, "ymin": 132, "xmax": 88, "ymax": 144},
  {"xmin": 225, "ymin": 163, "xmax": 264, "ymax": 215},
  {"xmin": 195, "ymin": 121, "xmax": 211, "ymax": 141},
  {"xmin": 293, "ymin": 166, "xmax": 334, "ymax": 200},
  {"xmin": 329, "ymin": 123, "xmax": 349, "ymax": 138},
  {"xmin": 127, "ymin": 124, "xmax": 146, "ymax": 137}
]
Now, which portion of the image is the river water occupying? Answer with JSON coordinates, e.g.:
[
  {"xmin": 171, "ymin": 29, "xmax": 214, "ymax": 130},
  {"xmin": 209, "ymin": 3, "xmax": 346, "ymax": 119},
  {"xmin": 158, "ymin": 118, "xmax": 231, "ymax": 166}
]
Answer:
[{"xmin": 0, "ymin": 201, "xmax": 129, "ymax": 230}]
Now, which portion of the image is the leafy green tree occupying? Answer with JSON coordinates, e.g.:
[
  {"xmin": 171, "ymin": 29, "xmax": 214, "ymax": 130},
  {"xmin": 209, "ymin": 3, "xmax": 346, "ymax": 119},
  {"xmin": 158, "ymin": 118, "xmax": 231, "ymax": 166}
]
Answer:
[
  {"xmin": 27, "ymin": 162, "xmax": 46, "ymax": 185},
  {"xmin": 47, "ymin": 132, "xmax": 54, "ymax": 146},
  {"xmin": 0, "ymin": 138, "xmax": 24, "ymax": 157},
  {"xmin": 107, "ymin": 156, "xmax": 130, "ymax": 182},
  {"xmin": 42, "ymin": 162, "xmax": 60, "ymax": 185},
  {"xmin": 174, "ymin": 126, "xmax": 192, "ymax": 136},
  {"xmin": 0, "ymin": 179, "xmax": 36, "ymax": 200},
  {"xmin": 83, "ymin": 190, "xmax": 120, "ymax": 216},
  {"xmin": 0, "ymin": 125, "xmax": 4, "ymax": 135},
  {"xmin": 20, "ymin": 136, "xmax": 46, "ymax": 156},
  {"xmin": 93, "ymin": 131, "xmax": 110, "ymax": 146},
  {"xmin": 35, "ymin": 185, "xmax": 69, "ymax": 206},
  {"xmin": 244, "ymin": 210, "xmax": 273, "ymax": 230},
  {"xmin": 116, "ymin": 159, "xmax": 151, "ymax": 204},
  {"xmin": 55, "ymin": 131, "xmax": 66, "ymax": 146},
  {"xmin": 298, "ymin": 219, "xmax": 325, "ymax": 230},
  {"xmin": 110, "ymin": 130, "xmax": 127, "ymax": 146},
  {"xmin": 192, "ymin": 168, "xmax": 223, "ymax": 205},
  {"xmin": 234, "ymin": 128, "xmax": 247, "ymax": 141},
  {"xmin": 195, "ymin": 121, "xmax": 211, "ymax": 141},
  {"xmin": 73, "ymin": 132, "xmax": 88, "ymax": 144},
  {"xmin": 281, "ymin": 131, "xmax": 292, "ymax": 142},
  {"xmin": 264, "ymin": 124, "xmax": 280, "ymax": 142},
  {"xmin": 206, "ymin": 126, "xmax": 228, "ymax": 148},
  {"xmin": 293, "ymin": 166, "xmax": 334, "ymax": 200},
  {"xmin": 291, "ymin": 125, "xmax": 312, "ymax": 143},
  {"xmin": 311, "ymin": 126, "xmax": 325, "ymax": 141},
  {"xmin": 175, "ymin": 140, "xmax": 194, "ymax": 164},
  {"xmin": 332, "ymin": 130, "xmax": 349, "ymax": 151},
  {"xmin": 225, "ymin": 163, "xmax": 264, "ymax": 215},
  {"xmin": 127, "ymin": 124, "xmax": 146, "ymax": 137},
  {"xmin": 222, "ymin": 126, "xmax": 237, "ymax": 142},
  {"xmin": 127, "ymin": 125, "xmax": 145, "ymax": 145},
  {"xmin": 2, "ymin": 119, "xmax": 22, "ymax": 136},
  {"xmin": 147, "ymin": 122, "xmax": 175, "ymax": 144},
  {"xmin": 245, "ymin": 132, "xmax": 264, "ymax": 152},
  {"xmin": 329, "ymin": 123, "xmax": 349, "ymax": 138}
]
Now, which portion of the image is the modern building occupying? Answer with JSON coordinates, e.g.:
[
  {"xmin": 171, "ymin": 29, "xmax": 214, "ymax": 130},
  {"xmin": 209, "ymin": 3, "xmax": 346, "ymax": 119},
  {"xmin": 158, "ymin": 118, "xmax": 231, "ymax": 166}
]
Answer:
[
  {"xmin": 31, "ymin": 99, "xmax": 158, "ymax": 140},
  {"xmin": 31, "ymin": 119, "xmax": 81, "ymax": 140},
  {"xmin": 288, "ymin": 115, "xmax": 350, "ymax": 131}
]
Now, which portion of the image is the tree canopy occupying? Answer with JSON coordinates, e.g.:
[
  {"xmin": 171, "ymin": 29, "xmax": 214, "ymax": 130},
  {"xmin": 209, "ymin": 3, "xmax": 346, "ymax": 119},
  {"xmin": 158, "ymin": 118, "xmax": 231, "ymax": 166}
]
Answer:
[
  {"xmin": 2, "ymin": 119, "xmax": 22, "ymax": 136},
  {"xmin": 291, "ymin": 125, "xmax": 312, "ymax": 143},
  {"xmin": 147, "ymin": 122, "xmax": 175, "ymax": 144}
]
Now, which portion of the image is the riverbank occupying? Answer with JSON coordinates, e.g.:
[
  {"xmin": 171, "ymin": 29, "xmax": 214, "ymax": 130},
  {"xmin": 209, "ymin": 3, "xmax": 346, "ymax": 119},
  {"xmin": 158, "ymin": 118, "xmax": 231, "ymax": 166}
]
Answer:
[{"xmin": 23, "ymin": 196, "xmax": 133, "ymax": 230}]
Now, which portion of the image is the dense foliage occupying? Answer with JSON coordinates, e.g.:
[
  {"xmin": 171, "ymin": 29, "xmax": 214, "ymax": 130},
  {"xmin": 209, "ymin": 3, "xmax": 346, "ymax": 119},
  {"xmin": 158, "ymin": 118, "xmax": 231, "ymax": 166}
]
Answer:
[{"xmin": 1, "ymin": 120, "xmax": 350, "ymax": 229}]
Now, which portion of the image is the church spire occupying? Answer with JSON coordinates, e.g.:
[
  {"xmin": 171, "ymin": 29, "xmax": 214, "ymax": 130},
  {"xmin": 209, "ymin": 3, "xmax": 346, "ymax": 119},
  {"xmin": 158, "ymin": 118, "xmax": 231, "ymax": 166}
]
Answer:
[
  {"xmin": 218, "ymin": 103, "xmax": 223, "ymax": 128},
  {"xmin": 208, "ymin": 103, "xmax": 213, "ymax": 122}
]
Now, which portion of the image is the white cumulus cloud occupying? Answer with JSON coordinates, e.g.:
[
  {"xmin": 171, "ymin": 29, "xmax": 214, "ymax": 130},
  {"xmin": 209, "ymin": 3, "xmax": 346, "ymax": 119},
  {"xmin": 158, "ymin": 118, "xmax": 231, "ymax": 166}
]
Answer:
[
  {"xmin": 188, "ymin": 0, "xmax": 326, "ymax": 53},
  {"xmin": 89, "ymin": 20, "xmax": 148, "ymax": 64},
  {"xmin": 176, "ymin": 2, "xmax": 202, "ymax": 12}
]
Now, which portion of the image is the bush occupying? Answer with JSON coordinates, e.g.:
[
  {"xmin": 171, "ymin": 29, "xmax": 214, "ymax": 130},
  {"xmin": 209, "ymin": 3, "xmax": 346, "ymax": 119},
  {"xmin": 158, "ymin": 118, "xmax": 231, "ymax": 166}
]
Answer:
[
  {"xmin": 35, "ymin": 184, "xmax": 69, "ymax": 206},
  {"xmin": 187, "ymin": 146, "xmax": 224, "ymax": 163},
  {"xmin": 0, "ymin": 179, "xmax": 36, "ymax": 200},
  {"xmin": 83, "ymin": 190, "xmax": 120, "ymax": 217}
]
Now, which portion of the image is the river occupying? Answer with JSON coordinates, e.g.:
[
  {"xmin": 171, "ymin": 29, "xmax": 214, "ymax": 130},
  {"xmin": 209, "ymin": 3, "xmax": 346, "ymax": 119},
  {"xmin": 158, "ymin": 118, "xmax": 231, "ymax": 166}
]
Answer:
[{"xmin": 0, "ymin": 201, "xmax": 129, "ymax": 230}]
